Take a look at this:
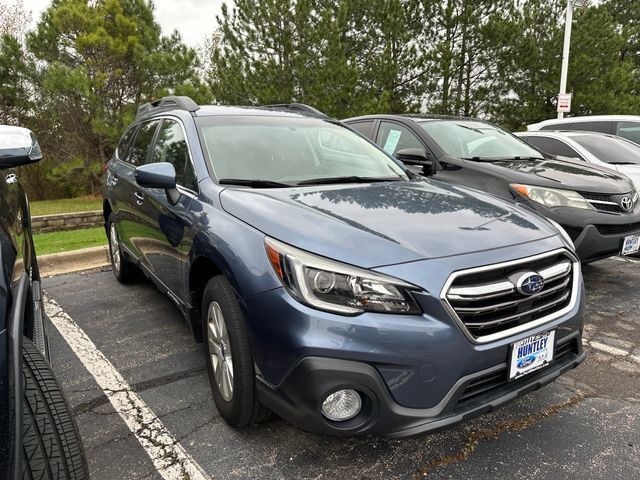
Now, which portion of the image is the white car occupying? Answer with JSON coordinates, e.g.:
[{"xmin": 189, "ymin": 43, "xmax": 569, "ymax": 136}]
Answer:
[
  {"xmin": 527, "ymin": 115, "xmax": 640, "ymax": 146},
  {"xmin": 515, "ymin": 130, "xmax": 640, "ymax": 190}
]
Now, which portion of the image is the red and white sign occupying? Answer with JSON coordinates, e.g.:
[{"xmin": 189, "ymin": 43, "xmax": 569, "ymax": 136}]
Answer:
[{"xmin": 557, "ymin": 93, "xmax": 572, "ymax": 113}]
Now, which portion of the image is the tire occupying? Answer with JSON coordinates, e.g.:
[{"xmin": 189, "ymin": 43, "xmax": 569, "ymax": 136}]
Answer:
[
  {"xmin": 201, "ymin": 276, "xmax": 273, "ymax": 427},
  {"xmin": 21, "ymin": 338, "xmax": 89, "ymax": 480},
  {"xmin": 107, "ymin": 214, "xmax": 136, "ymax": 284}
]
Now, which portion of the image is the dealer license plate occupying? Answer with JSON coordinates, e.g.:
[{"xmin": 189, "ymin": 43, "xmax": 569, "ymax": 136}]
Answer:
[
  {"xmin": 509, "ymin": 331, "xmax": 555, "ymax": 381},
  {"xmin": 622, "ymin": 235, "xmax": 640, "ymax": 256}
]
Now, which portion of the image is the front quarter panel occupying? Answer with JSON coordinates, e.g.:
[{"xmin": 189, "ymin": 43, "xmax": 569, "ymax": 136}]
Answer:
[{"xmin": 188, "ymin": 181, "xmax": 280, "ymax": 300}]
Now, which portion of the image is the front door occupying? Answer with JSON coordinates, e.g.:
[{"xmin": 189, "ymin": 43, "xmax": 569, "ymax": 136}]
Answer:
[{"xmin": 138, "ymin": 118, "xmax": 198, "ymax": 300}]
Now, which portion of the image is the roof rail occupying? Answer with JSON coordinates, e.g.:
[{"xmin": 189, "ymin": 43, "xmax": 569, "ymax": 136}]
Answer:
[
  {"xmin": 136, "ymin": 96, "xmax": 200, "ymax": 120},
  {"xmin": 262, "ymin": 103, "xmax": 328, "ymax": 118}
]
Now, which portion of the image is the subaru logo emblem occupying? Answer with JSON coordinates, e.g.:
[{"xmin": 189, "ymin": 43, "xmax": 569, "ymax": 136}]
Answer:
[
  {"xmin": 620, "ymin": 196, "xmax": 634, "ymax": 212},
  {"xmin": 516, "ymin": 272, "xmax": 545, "ymax": 296}
]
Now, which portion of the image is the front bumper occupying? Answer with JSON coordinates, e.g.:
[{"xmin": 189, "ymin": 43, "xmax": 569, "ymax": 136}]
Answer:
[
  {"xmin": 244, "ymin": 241, "xmax": 585, "ymax": 436},
  {"xmin": 256, "ymin": 332, "xmax": 585, "ymax": 437},
  {"xmin": 520, "ymin": 200, "xmax": 640, "ymax": 262},
  {"xmin": 571, "ymin": 224, "xmax": 640, "ymax": 263}
]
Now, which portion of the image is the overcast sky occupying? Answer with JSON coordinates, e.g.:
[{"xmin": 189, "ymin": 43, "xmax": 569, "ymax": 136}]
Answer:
[{"xmin": 23, "ymin": 0, "xmax": 226, "ymax": 48}]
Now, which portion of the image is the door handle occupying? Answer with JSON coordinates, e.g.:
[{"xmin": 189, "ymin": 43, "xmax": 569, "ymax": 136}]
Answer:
[{"xmin": 134, "ymin": 191, "xmax": 145, "ymax": 205}]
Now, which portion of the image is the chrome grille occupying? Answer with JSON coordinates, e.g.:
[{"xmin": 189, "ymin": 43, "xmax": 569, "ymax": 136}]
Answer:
[
  {"xmin": 580, "ymin": 191, "xmax": 638, "ymax": 214},
  {"xmin": 442, "ymin": 250, "xmax": 578, "ymax": 343}
]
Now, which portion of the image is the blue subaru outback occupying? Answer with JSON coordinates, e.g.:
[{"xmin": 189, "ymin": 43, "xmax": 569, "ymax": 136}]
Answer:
[{"xmin": 103, "ymin": 97, "xmax": 585, "ymax": 437}]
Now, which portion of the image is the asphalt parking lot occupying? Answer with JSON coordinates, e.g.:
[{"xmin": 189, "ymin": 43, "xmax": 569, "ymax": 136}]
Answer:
[{"xmin": 42, "ymin": 257, "xmax": 640, "ymax": 480}]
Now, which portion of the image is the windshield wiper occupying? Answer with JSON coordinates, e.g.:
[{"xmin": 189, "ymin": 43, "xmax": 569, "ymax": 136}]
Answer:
[
  {"xmin": 463, "ymin": 156, "xmax": 545, "ymax": 161},
  {"xmin": 295, "ymin": 176, "xmax": 405, "ymax": 186},
  {"xmin": 607, "ymin": 162, "xmax": 637, "ymax": 165},
  {"xmin": 218, "ymin": 178, "xmax": 293, "ymax": 188}
]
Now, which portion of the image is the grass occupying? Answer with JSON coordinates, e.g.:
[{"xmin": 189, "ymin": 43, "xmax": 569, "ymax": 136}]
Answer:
[
  {"xmin": 33, "ymin": 227, "xmax": 107, "ymax": 256},
  {"xmin": 31, "ymin": 196, "xmax": 103, "ymax": 217}
]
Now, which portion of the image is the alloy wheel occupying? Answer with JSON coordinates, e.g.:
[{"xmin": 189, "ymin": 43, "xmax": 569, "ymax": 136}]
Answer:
[
  {"xmin": 109, "ymin": 223, "xmax": 121, "ymax": 273},
  {"xmin": 207, "ymin": 301, "xmax": 234, "ymax": 402}
]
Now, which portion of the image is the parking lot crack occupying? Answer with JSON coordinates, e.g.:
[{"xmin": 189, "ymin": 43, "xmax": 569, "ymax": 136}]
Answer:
[{"xmin": 413, "ymin": 394, "xmax": 588, "ymax": 478}]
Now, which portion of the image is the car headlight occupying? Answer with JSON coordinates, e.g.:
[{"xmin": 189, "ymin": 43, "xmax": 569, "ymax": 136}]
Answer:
[
  {"xmin": 546, "ymin": 218, "xmax": 575, "ymax": 250},
  {"xmin": 510, "ymin": 184, "xmax": 595, "ymax": 210},
  {"xmin": 265, "ymin": 237, "xmax": 421, "ymax": 315}
]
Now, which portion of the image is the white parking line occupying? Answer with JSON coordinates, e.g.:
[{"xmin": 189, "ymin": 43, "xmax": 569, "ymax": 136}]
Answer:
[{"xmin": 44, "ymin": 295, "xmax": 210, "ymax": 480}]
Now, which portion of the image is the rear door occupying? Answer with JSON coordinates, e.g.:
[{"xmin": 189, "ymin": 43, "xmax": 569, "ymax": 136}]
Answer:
[
  {"xmin": 137, "ymin": 118, "xmax": 197, "ymax": 300},
  {"xmin": 115, "ymin": 119, "xmax": 161, "ymax": 260}
]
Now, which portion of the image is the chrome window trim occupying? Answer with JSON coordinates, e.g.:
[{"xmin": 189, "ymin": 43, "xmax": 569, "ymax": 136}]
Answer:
[{"xmin": 440, "ymin": 248, "xmax": 580, "ymax": 344}]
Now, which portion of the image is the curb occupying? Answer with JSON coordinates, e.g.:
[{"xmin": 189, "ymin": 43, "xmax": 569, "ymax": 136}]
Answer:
[{"xmin": 39, "ymin": 245, "xmax": 110, "ymax": 277}]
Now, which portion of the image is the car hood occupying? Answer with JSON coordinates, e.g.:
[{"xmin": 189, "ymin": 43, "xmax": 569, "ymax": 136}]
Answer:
[
  {"xmin": 615, "ymin": 165, "xmax": 640, "ymax": 190},
  {"xmin": 470, "ymin": 157, "xmax": 634, "ymax": 194},
  {"xmin": 220, "ymin": 180, "xmax": 558, "ymax": 268}
]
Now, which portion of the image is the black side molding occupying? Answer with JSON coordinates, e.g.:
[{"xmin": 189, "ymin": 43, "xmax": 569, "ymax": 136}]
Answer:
[{"xmin": 8, "ymin": 272, "xmax": 29, "ymax": 480}]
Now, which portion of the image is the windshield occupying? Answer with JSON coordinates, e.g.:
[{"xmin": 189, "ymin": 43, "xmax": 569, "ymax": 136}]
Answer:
[
  {"xmin": 196, "ymin": 116, "xmax": 408, "ymax": 184},
  {"xmin": 418, "ymin": 120, "xmax": 542, "ymax": 160},
  {"xmin": 571, "ymin": 135, "xmax": 640, "ymax": 165}
]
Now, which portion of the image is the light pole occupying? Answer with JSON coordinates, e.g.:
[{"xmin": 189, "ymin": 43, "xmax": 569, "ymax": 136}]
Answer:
[{"xmin": 558, "ymin": 0, "xmax": 589, "ymax": 119}]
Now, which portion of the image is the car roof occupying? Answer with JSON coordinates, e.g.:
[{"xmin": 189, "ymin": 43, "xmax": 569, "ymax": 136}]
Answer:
[
  {"xmin": 516, "ymin": 130, "xmax": 619, "ymax": 140},
  {"xmin": 528, "ymin": 115, "xmax": 640, "ymax": 129}
]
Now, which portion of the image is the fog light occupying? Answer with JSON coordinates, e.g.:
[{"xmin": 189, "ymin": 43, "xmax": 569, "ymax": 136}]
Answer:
[{"xmin": 321, "ymin": 389, "xmax": 362, "ymax": 421}]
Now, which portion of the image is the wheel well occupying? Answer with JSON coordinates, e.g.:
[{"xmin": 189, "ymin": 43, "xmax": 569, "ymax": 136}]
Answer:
[{"xmin": 189, "ymin": 257, "xmax": 223, "ymax": 340}]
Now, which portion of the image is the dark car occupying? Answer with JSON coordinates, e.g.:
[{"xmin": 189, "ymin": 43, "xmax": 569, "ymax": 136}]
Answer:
[
  {"xmin": 343, "ymin": 114, "xmax": 640, "ymax": 263},
  {"xmin": 0, "ymin": 126, "xmax": 88, "ymax": 480},
  {"xmin": 103, "ymin": 97, "xmax": 584, "ymax": 437}
]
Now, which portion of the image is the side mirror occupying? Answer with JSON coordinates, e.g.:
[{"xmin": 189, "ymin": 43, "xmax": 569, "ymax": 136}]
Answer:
[
  {"xmin": 0, "ymin": 125, "xmax": 43, "ymax": 170},
  {"xmin": 135, "ymin": 162, "xmax": 180, "ymax": 204},
  {"xmin": 396, "ymin": 148, "xmax": 438, "ymax": 176}
]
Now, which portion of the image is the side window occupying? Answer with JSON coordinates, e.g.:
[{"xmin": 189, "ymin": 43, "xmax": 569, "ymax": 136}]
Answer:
[
  {"xmin": 616, "ymin": 121, "xmax": 640, "ymax": 145},
  {"xmin": 523, "ymin": 136, "xmax": 583, "ymax": 160},
  {"xmin": 347, "ymin": 121, "xmax": 375, "ymax": 139},
  {"xmin": 540, "ymin": 123, "xmax": 570, "ymax": 131},
  {"xmin": 116, "ymin": 125, "xmax": 137, "ymax": 161},
  {"xmin": 377, "ymin": 122, "xmax": 423, "ymax": 156},
  {"xmin": 127, "ymin": 120, "xmax": 160, "ymax": 166},
  {"xmin": 566, "ymin": 121, "xmax": 611, "ymax": 134},
  {"xmin": 152, "ymin": 119, "xmax": 198, "ymax": 191}
]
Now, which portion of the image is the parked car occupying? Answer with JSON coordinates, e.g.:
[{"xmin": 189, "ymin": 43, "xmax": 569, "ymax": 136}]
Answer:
[
  {"xmin": 0, "ymin": 126, "xmax": 88, "ymax": 479},
  {"xmin": 342, "ymin": 114, "xmax": 640, "ymax": 263},
  {"xmin": 515, "ymin": 130, "xmax": 640, "ymax": 190},
  {"xmin": 103, "ymin": 97, "xmax": 585, "ymax": 437},
  {"xmin": 527, "ymin": 115, "xmax": 640, "ymax": 145}
]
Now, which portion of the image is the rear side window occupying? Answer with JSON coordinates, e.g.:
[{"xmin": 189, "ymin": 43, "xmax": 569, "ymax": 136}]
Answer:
[
  {"xmin": 377, "ymin": 122, "xmax": 423, "ymax": 156},
  {"xmin": 116, "ymin": 125, "xmax": 137, "ymax": 161},
  {"xmin": 616, "ymin": 121, "xmax": 640, "ymax": 145},
  {"xmin": 126, "ymin": 120, "xmax": 160, "ymax": 166},
  {"xmin": 347, "ymin": 121, "xmax": 375, "ymax": 139},
  {"xmin": 152, "ymin": 119, "xmax": 198, "ymax": 191},
  {"xmin": 540, "ymin": 123, "xmax": 569, "ymax": 131},
  {"xmin": 521, "ymin": 136, "xmax": 583, "ymax": 160},
  {"xmin": 566, "ymin": 121, "xmax": 612, "ymax": 134}
]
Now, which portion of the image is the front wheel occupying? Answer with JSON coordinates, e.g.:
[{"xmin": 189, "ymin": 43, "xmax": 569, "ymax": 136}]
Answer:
[
  {"xmin": 201, "ymin": 276, "xmax": 273, "ymax": 427},
  {"xmin": 107, "ymin": 214, "xmax": 136, "ymax": 283}
]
